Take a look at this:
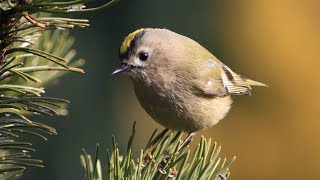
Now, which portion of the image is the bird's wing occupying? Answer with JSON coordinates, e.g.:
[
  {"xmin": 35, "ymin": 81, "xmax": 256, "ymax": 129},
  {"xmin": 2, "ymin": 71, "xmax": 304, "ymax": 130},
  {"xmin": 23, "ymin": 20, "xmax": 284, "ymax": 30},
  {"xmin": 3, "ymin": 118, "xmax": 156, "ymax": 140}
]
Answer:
[
  {"xmin": 220, "ymin": 64, "xmax": 252, "ymax": 95},
  {"xmin": 192, "ymin": 59, "xmax": 260, "ymax": 97},
  {"xmin": 191, "ymin": 59, "xmax": 229, "ymax": 97}
]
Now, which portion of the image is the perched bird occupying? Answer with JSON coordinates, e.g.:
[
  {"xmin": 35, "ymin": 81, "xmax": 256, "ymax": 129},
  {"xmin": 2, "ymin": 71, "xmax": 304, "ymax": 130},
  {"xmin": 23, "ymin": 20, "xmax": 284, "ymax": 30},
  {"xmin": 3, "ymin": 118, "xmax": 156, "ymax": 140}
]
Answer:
[{"xmin": 113, "ymin": 28, "xmax": 266, "ymax": 147}]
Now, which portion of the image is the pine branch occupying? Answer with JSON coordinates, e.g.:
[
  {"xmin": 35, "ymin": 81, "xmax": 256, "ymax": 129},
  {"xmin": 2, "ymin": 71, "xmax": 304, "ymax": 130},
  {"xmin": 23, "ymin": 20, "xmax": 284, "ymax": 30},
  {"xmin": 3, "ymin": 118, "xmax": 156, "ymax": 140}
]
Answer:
[
  {"xmin": 1, "ymin": 0, "xmax": 118, "ymax": 178},
  {"xmin": 81, "ymin": 123, "xmax": 236, "ymax": 180}
]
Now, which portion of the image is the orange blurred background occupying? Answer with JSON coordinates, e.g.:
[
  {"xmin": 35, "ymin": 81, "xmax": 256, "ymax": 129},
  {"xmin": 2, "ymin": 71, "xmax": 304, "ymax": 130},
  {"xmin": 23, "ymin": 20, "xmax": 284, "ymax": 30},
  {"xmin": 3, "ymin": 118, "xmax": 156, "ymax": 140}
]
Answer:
[{"xmin": 111, "ymin": 0, "xmax": 320, "ymax": 179}]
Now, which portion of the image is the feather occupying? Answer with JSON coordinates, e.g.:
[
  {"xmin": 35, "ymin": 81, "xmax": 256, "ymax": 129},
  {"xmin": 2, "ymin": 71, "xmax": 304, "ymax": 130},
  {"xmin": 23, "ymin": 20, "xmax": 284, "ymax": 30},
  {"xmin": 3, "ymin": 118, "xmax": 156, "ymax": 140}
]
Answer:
[
  {"xmin": 221, "ymin": 64, "xmax": 252, "ymax": 95},
  {"xmin": 239, "ymin": 75, "xmax": 268, "ymax": 87}
]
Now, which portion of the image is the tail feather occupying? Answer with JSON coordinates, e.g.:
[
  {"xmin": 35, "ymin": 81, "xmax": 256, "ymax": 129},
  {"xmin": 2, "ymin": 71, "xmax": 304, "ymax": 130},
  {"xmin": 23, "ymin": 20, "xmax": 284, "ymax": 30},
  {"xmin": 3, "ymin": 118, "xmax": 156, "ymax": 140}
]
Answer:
[{"xmin": 239, "ymin": 75, "xmax": 268, "ymax": 87}]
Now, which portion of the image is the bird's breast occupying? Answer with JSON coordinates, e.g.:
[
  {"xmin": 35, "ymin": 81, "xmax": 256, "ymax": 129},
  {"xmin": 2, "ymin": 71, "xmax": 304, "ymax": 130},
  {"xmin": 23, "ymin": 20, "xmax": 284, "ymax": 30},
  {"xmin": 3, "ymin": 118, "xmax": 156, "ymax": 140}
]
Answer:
[{"xmin": 132, "ymin": 80, "xmax": 232, "ymax": 132}]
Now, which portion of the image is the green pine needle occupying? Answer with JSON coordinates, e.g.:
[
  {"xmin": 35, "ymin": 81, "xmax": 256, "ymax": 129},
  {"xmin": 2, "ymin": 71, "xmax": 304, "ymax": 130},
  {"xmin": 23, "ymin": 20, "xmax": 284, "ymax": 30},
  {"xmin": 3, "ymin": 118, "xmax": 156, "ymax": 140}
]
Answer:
[
  {"xmin": 1, "ymin": 0, "xmax": 117, "ymax": 178},
  {"xmin": 81, "ymin": 123, "xmax": 236, "ymax": 180}
]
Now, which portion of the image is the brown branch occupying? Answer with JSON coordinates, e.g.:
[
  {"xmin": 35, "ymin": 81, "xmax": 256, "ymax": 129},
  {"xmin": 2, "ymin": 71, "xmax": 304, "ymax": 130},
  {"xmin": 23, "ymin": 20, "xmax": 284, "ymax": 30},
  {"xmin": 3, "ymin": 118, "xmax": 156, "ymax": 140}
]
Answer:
[{"xmin": 23, "ymin": 14, "xmax": 47, "ymax": 29}]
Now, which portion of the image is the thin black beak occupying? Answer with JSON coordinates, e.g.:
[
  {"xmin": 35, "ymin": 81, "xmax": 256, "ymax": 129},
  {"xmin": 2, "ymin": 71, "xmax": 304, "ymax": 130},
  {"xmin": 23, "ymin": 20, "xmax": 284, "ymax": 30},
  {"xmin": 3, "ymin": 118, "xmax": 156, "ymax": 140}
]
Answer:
[{"xmin": 112, "ymin": 63, "xmax": 129, "ymax": 75}]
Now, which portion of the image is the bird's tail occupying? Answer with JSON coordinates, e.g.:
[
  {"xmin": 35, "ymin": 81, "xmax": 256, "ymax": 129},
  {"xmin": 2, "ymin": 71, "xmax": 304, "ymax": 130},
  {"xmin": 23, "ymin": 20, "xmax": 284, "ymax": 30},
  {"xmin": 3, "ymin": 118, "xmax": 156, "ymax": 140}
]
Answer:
[{"xmin": 241, "ymin": 76, "xmax": 268, "ymax": 87}]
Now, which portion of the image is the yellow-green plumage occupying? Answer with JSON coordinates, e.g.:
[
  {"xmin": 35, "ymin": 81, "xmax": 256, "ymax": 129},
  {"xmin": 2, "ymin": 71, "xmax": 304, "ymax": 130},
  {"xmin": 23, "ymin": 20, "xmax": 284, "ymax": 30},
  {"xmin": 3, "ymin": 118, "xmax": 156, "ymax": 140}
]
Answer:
[{"xmin": 115, "ymin": 28, "xmax": 266, "ymax": 133}]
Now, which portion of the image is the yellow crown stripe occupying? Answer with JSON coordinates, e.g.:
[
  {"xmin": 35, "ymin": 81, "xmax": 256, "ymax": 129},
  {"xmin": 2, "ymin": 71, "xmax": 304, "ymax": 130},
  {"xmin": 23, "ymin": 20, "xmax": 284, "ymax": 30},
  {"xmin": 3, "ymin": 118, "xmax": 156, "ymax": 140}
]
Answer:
[{"xmin": 120, "ymin": 28, "xmax": 144, "ymax": 55}]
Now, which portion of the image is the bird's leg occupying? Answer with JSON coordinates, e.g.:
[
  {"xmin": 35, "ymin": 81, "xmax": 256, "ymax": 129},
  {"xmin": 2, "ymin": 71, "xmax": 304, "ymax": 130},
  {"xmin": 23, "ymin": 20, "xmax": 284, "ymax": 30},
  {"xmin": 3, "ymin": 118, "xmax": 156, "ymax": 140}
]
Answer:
[{"xmin": 178, "ymin": 132, "xmax": 196, "ymax": 151}]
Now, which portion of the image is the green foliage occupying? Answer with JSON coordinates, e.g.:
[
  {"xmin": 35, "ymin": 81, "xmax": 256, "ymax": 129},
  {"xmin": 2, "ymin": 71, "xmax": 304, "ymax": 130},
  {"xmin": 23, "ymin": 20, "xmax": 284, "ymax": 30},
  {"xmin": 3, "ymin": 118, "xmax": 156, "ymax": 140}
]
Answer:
[
  {"xmin": 0, "ymin": 24, "xmax": 82, "ymax": 180},
  {"xmin": 81, "ymin": 123, "xmax": 236, "ymax": 180},
  {"xmin": 0, "ymin": 0, "xmax": 118, "ymax": 178}
]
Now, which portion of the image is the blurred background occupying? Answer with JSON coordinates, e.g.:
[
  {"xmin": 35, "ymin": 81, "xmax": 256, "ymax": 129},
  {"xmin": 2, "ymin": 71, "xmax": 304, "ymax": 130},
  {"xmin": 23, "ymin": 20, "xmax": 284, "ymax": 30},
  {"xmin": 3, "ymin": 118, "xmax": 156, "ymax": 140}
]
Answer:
[{"xmin": 21, "ymin": 0, "xmax": 320, "ymax": 179}]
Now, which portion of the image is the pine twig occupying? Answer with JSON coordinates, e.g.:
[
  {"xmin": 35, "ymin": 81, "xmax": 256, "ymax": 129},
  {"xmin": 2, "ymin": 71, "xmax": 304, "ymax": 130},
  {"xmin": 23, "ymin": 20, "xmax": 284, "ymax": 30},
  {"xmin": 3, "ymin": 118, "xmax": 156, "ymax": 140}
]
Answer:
[{"xmin": 81, "ymin": 123, "xmax": 236, "ymax": 180}]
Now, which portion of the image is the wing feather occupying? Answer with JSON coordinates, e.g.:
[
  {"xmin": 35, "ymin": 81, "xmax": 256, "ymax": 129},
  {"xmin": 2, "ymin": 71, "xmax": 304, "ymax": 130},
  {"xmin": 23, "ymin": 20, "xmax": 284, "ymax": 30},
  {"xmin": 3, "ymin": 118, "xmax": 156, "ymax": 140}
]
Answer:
[
  {"xmin": 192, "ymin": 59, "xmax": 266, "ymax": 97},
  {"xmin": 221, "ymin": 64, "xmax": 252, "ymax": 95}
]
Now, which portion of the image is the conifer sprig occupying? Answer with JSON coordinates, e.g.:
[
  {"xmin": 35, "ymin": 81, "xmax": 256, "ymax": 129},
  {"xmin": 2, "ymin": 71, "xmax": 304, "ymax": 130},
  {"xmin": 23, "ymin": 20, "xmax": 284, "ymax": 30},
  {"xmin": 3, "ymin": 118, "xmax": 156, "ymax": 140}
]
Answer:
[
  {"xmin": 1, "ymin": 0, "xmax": 117, "ymax": 178},
  {"xmin": 81, "ymin": 123, "xmax": 236, "ymax": 180}
]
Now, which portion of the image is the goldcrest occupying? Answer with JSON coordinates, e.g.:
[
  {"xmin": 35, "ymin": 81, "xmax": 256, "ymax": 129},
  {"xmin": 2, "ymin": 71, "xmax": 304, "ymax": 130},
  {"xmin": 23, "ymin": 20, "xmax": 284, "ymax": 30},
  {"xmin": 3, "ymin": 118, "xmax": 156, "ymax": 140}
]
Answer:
[{"xmin": 113, "ymin": 28, "xmax": 266, "ymax": 138}]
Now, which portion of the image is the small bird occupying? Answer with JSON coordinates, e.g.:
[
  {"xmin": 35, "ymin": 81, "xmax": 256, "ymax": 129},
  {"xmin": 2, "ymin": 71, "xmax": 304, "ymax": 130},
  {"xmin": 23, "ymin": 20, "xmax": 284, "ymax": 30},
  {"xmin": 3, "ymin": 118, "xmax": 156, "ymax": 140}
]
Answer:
[{"xmin": 113, "ymin": 28, "xmax": 266, "ymax": 148}]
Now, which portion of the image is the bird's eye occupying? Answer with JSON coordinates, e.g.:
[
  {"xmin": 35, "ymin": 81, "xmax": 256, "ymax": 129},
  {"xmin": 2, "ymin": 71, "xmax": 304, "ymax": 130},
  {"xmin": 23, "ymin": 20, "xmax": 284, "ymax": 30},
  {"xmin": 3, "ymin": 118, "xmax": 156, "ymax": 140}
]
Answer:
[{"xmin": 138, "ymin": 52, "xmax": 149, "ymax": 61}]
